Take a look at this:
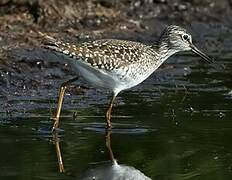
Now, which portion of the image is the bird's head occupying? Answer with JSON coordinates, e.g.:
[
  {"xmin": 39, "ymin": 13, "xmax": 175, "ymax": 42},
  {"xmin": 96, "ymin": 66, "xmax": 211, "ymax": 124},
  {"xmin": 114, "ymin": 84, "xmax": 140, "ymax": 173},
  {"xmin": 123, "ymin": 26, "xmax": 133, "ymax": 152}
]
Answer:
[{"xmin": 159, "ymin": 25, "xmax": 213, "ymax": 63}]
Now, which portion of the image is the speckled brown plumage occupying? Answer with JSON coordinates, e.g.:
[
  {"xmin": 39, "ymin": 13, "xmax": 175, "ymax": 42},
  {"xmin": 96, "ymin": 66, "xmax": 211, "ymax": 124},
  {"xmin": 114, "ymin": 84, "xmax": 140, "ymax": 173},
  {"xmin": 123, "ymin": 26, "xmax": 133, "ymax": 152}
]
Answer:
[{"xmin": 43, "ymin": 38, "xmax": 158, "ymax": 71}]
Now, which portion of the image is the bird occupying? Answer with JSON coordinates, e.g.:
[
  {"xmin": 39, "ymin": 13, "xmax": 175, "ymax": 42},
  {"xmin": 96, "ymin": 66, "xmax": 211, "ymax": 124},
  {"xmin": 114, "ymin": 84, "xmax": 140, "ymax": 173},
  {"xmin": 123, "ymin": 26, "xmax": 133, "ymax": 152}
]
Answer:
[{"xmin": 41, "ymin": 25, "xmax": 215, "ymax": 131}]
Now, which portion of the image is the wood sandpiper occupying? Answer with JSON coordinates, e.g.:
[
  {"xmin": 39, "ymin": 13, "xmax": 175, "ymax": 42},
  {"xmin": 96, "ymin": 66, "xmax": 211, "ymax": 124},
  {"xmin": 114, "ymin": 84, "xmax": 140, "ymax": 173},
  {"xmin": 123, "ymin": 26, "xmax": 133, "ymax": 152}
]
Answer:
[{"xmin": 41, "ymin": 25, "xmax": 215, "ymax": 131}]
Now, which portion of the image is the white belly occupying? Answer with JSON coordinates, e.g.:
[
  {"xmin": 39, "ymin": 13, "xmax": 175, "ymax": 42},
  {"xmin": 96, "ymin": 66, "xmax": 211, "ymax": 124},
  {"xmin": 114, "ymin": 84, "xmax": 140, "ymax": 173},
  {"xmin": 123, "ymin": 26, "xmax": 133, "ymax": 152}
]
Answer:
[
  {"xmin": 69, "ymin": 58, "xmax": 163, "ymax": 95},
  {"xmin": 70, "ymin": 60, "xmax": 126, "ymax": 95}
]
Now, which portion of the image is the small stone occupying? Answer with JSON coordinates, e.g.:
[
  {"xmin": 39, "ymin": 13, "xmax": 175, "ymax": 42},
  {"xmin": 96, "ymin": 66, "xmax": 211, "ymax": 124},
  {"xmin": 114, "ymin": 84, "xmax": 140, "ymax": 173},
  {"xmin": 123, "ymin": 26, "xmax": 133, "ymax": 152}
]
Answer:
[{"xmin": 178, "ymin": 4, "xmax": 188, "ymax": 11}]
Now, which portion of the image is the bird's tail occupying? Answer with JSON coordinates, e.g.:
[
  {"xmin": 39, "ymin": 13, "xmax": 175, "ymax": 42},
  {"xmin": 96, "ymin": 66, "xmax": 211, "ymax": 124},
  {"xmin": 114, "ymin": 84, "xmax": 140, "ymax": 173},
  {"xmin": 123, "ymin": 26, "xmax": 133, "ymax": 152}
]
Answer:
[{"xmin": 38, "ymin": 31, "xmax": 64, "ymax": 52}]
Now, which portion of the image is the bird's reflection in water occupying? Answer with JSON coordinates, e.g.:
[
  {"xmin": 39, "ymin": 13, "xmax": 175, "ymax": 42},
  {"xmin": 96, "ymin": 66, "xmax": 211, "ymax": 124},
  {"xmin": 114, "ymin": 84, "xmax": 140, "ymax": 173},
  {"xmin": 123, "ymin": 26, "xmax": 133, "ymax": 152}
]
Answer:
[
  {"xmin": 53, "ymin": 129, "xmax": 151, "ymax": 179},
  {"xmin": 52, "ymin": 131, "xmax": 65, "ymax": 173},
  {"xmin": 79, "ymin": 130, "xmax": 151, "ymax": 180}
]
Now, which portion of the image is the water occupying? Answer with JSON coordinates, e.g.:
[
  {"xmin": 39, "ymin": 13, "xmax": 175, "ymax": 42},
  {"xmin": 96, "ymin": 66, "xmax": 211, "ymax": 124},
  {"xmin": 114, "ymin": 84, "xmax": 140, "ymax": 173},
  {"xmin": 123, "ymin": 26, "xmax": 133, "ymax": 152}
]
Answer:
[{"xmin": 0, "ymin": 38, "xmax": 232, "ymax": 179}]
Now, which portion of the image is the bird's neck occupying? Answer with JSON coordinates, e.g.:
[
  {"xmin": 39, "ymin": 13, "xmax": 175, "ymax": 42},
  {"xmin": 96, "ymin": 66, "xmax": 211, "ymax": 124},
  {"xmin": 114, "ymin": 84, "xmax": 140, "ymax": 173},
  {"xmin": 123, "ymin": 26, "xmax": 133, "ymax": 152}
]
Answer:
[{"xmin": 158, "ymin": 41, "xmax": 178, "ymax": 62}]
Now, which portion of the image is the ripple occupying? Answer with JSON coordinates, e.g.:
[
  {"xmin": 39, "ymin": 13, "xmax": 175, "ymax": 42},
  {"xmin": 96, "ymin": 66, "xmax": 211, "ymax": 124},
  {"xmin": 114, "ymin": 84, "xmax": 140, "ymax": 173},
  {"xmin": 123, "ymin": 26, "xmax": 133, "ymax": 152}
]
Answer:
[{"xmin": 69, "ymin": 122, "xmax": 156, "ymax": 134}]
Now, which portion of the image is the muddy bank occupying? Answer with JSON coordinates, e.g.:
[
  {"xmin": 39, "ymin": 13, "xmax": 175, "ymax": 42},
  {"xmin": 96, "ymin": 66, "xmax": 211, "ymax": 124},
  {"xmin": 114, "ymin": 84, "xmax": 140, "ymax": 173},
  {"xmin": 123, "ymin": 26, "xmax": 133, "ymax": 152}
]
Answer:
[
  {"xmin": 0, "ymin": 0, "xmax": 231, "ymax": 115},
  {"xmin": 0, "ymin": 0, "xmax": 231, "ymax": 47}
]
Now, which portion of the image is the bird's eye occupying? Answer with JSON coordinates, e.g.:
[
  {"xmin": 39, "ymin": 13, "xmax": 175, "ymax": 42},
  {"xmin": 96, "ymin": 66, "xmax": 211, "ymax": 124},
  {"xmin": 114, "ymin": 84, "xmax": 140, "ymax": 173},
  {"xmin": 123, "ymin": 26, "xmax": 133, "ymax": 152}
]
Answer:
[{"xmin": 182, "ymin": 34, "xmax": 189, "ymax": 41}]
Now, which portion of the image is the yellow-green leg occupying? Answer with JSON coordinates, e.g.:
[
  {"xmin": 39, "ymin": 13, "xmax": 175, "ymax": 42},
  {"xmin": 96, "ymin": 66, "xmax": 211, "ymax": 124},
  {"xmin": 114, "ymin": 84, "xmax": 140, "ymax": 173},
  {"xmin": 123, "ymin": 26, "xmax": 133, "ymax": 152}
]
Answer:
[
  {"xmin": 106, "ymin": 94, "xmax": 117, "ymax": 128},
  {"xmin": 52, "ymin": 77, "xmax": 79, "ymax": 131}
]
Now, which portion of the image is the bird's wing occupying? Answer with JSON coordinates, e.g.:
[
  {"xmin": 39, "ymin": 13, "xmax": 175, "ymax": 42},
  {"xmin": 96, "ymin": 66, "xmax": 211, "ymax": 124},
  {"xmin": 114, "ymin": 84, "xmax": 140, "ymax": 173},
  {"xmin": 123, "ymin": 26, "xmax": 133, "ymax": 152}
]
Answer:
[{"xmin": 40, "ymin": 34, "xmax": 147, "ymax": 72}]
